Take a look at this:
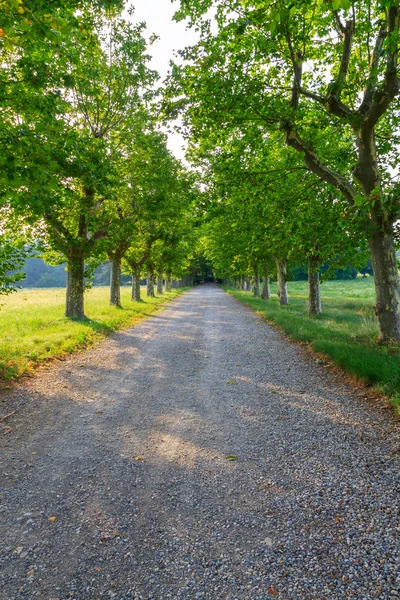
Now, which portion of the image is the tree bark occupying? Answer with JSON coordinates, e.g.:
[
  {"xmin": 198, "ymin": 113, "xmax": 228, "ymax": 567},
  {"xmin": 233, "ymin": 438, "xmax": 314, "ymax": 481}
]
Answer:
[
  {"xmin": 253, "ymin": 269, "xmax": 260, "ymax": 297},
  {"xmin": 245, "ymin": 276, "xmax": 252, "ymax": 292},
  {"xmin": 65, "ymin": 250, "xmax": 85, "ymax": 319},
  {"xmin": 276, "ymin": 259, "xmax": 289, "ymax": 305},
  {"xmin": 368, "ymin": 218, "xmax": 400, "ymax": 342},
  {"xmin": 354, "ymin": 124, "xmax": 400, "ymax": 341},
  {"xmin": 261, "ymin": 269, "xmax": 270, "ymax": 300},
  {"xmin": 165, "ymin": 272, "xmax": 172, "ymax": 291},
  {"xmin": 132, "ymin": 269, "xmax": 141, "ymax": 302},
  {"xmin": 308, "ymin": 260, "xmax": 322, "ymax": 315},
  {"xmin": 109, "ymin": 256, "xmax": 122, "ymax": 308},
  {"xmin": 146, "ymin": 269, "xmax": 155, "ymax": 297},
  {"xmin": 283, "ymin": 28, "xmax": 400, "ymax": 341},
  {"xmin": 157, "ymin": 271, "xmax": 164, "ymax": 294}
]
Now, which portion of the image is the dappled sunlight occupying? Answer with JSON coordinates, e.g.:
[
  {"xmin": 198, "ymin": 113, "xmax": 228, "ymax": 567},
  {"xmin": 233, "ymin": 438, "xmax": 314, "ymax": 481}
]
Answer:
[
  {"xmin": 128, "ymin": 430, "xmax": 226, "ymax": 469},
  {"xmin": 154, "ymin": 409, "xmax": 208, "ymax": 430},
  {"xmin": 234, "ymin": 376, "xmax": 368, "ymax": 429}
]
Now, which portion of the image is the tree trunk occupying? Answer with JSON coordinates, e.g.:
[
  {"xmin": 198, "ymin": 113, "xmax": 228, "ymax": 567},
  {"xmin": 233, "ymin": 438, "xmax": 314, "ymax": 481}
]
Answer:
[
  {"xmin": 308, "ymin": 260, "xmax": 322, "ymax": 315},
  {"xmin": 245, "ymin": 276, "xmax": 252, "ymax": 291},
  {"xmin": 261, "ymin": 268, "xmax": 270, "ymax": 300},
  {"xmin": 354, "ymin": 128, "xmax": 400, "ymax": 341},
  {"xmin": 132, "ymin": 269, "xmax": 141, "ymax": 302},
  {"xmin": 165, "ymin": 272, "xmax": 172, "ymax": 291},
  {"xmin": 253, "ymin": 269, "xmax": 260, "ymax": 297},
  {"xmin": 239, "ymin": 276, "xmax": 245, "ymax": 290},
  {"xmin": 146, "ymin": 270, "xmax": 155, "ymax": 297},
  {"xmin": 368, "ymin": 220, "xmax": 400, "ymax": 342},
  {"xmin": 276, "ymin": 259, "xmax": 289, "ymax": 306},
  {"xmin": 109, "ymin": 256, "xmax": 122, "ymax": 308},
  {"xmin": 157, "ymin": 271, "xmax": 164, "ymax": 294},
  {"xmin": 65, "ymin": 251, "xmax": 85, "ymax": 319}
]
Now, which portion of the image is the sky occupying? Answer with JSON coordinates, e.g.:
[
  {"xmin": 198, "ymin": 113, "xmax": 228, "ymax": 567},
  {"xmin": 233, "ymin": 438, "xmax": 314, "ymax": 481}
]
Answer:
[{"xmin": 126, "ymin": 1, "xmax": 199, "ymax": 160}]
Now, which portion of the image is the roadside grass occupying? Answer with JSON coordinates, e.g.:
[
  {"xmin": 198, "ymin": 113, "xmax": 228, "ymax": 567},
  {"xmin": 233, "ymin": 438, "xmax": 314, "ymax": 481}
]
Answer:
[
  {"xmin": 224, "ymin": 278, "xmax": 400, "ymax": 415},
  {"xmin": 0, "ymin": 286, "xmax": 187, "ymax": 381}
]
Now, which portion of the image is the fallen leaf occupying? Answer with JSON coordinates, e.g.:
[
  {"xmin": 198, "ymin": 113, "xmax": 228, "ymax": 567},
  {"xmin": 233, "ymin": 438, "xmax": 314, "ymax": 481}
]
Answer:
[
  {"xmin": 48, "ymin": 516, "xmax": 56, "ymax": 522},
  {"xmin": 226, "ymin": 454, "xmax": 238, "ymax": 461},
  {"xmin": 95, "ymin": 410, "xmax": 104, "ymax": 414},
  {"xmin": 236, "ymin": 364, "xmax": 241, "ymax": 366},
  {"xmin": 134, "ymin": 455, "xmax": 143, "ymax": 461},
  {"xmin": 204, "ymin": 355, "xmax": 210, "ymax": 358},
  {"xmin": 27, "ymin": 569, "xmax": 34, "ymax": 576},
  {"xmin": 268, "ymin": 588, "xmax": 277, "ymax": 595},
  {"xmin": 226, "ymin": 380, "xmax": 237, "ymax": 385},
  {"xmin": 271, "ymin": 390, "xmax": 277, "ymax": 394},
  {"xmin": 3, "ymin": 426, "xmax": 12, "ymax": 434}
]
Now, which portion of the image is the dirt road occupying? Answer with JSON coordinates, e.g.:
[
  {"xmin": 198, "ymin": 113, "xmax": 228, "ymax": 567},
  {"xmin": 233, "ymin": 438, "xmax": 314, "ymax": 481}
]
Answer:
[{"xmin": 0, "ymin": 285, "xmax": 399, "ymax": 599}]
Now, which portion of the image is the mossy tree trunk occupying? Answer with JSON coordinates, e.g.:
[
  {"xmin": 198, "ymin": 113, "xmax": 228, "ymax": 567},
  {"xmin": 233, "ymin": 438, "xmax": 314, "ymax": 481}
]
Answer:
[{"xmin": 165, "ymin": 272, "xmax": 172, "ymax": 291}]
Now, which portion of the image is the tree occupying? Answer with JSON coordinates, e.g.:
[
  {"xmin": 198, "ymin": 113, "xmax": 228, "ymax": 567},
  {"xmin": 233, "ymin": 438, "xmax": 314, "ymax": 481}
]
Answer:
[
  {"xmin": 184, "ymin": 125, "xmax": 364, "ymax": 313},
  {"xmin": 168, "ymin": 0, "xmax": 400, "ymax": 341},
  {"xmin": 0, "ymin": 0, "xmax": 123, "ymax": 284},
  {"xmin": 9, "ymin": 10, "xmax": 156, "ymax": 318}
]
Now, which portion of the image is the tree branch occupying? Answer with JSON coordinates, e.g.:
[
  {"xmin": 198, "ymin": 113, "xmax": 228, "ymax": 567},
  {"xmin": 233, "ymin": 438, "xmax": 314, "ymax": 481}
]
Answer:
[
  {"xmin": 363, "ymin": 5, "xmax": 400, "ymax": 128},
  {"xmin": 283, "ymin": 124, "xmax": 356, "ymax": 203},
  {"xmin": 334, "ymin": 18, "xmax": 355, "ymax": 96},
  {"xmin": 359, "ymin": 24, "xmax": 387, "ymax": 113}
]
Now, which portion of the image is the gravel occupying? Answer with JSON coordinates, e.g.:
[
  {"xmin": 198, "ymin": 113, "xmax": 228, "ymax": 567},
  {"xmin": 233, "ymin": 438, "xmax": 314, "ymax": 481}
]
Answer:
[{"xmin": 0, "ymin": 284, "xmax": 399, "ymax": 600}]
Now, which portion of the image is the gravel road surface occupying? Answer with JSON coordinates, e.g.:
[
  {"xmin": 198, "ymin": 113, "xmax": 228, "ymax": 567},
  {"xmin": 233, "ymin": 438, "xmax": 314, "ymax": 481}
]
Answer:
[{"xmin": 0, "ymin": 284, "xmax": 399, "ymax": 600}]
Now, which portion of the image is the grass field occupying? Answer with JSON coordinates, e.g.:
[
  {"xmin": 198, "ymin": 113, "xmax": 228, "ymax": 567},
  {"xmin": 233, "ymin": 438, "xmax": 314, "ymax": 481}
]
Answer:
[
  {"xmin": 0, "ymin": 286, "xmax": 187, "ymax": 381},
  {"xmin": 225, "ymin": 277, "xmax": 400, "ymax": 415}
]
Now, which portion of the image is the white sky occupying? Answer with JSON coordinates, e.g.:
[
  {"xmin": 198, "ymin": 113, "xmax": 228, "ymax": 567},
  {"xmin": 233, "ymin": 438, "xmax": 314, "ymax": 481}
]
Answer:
[{"xmin": 126, "ymin": 1, "xmax": 198, "ymax": 160}]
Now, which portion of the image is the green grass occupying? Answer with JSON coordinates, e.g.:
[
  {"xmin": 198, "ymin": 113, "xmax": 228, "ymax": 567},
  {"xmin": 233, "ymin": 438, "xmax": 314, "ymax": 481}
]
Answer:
[
  {"xmin": 0, "ymin": 286, "xmax": 188, "ymax": 380},
  {"xmin": 224, "ymin": 277, "xmax": 400, "ymax": 415}
]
